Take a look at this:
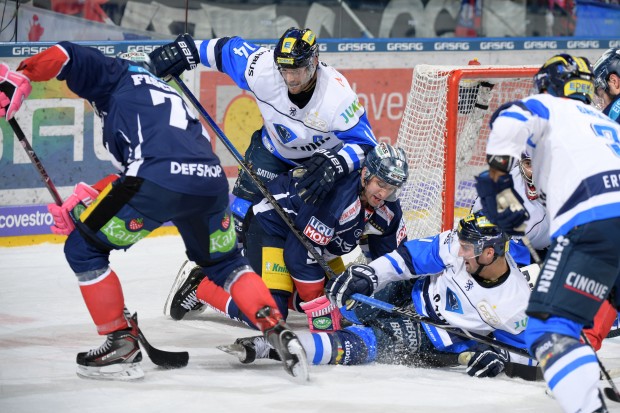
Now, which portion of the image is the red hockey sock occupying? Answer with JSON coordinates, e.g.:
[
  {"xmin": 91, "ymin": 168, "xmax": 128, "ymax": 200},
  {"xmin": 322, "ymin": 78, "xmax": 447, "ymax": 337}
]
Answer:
[
  {"xmin": 79, "ymin": 269, "xmax": 128, "ymax": 335},
  {"xmin": 229, "ymin": 271, "xmax": 278, "ymax": 326},
  {"xmin": 196, "ymin": 277, "xmax": 232, "ymax": 314},
  {"xmin": 583, "ymin": 299, "xmax": 617, "ymax": 351}
]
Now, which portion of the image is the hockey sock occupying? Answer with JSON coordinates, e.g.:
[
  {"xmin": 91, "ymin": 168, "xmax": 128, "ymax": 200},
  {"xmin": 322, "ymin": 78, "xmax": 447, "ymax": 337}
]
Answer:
[
  {"xmin": 196, "ymin": 277, "xmax": 254, "ymax": 328},
  {"xmin": 296, "ymin": 331, "xmax": 333, "ymax": 365},
  {"xmin": 229, "ymin": 271, "xmax": 279, "ymax": 327},
  {"xmin": 296, "ymin": 327, "xmax": 377, "ymax": 366},
  {"xmin": 79, "ymin": 269, "xmax": 128, "ymax": 334},
  {"xmin": 534, "ymin": 333, "xmax": 604, "ymax": 412},
  {"xmin": 583, "ymin": 299, "xmax": 617, "ymax": 351}
]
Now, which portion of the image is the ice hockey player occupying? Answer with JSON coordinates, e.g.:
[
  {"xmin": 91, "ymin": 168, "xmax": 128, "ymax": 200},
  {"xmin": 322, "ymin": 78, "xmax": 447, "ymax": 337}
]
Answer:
[
  {"xmin": 593, "ymin": 48, "xmax": 620, "ymax": 124},
  {"xmin": 148, "ymin": 29, "xmax": 378, "ymax": 246},
  {"xmin": 166, "ymin": 143, "xmax": 409, "ymax": 334},
  {"xmin": 475, "ymin": 53, "xmax": 620, "ymax": 412},
  {"xmin": 0, "ymin": 43, "xmax": 307, "ymax": 380},
  {"xmin": 222, "ymin": 212, "xmax": 539, "ymax": 381}
]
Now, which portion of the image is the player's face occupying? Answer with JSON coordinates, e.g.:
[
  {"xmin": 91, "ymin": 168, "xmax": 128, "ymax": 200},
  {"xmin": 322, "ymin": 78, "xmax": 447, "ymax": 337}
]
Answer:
[
  {"xmin": 520, "ymin": 158, "xmax": 532, "ymax": 180},
  {"xmin": 362, "ymin": 176, "xmax": 398, "ymax": 208},
  {"xmin": 278, "ymin": 61, "xmax": 316, "ymax": 94}
]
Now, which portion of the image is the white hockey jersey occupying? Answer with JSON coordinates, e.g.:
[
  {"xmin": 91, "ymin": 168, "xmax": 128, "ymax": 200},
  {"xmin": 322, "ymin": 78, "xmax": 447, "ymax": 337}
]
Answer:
[
  {"xmin": 473, "ymin": 166, "xmax": 549, "ymax": 250},
  {"xmin": 486, "ymin": 94, "xmax": 620, "ymax": 239},
  {"xmin": 369, "ymin": 229, "xmax": 531, "ymax": 351},
  {"xmin": 197, "ymin": 37, "xmax": 377, "ymax": 171}
]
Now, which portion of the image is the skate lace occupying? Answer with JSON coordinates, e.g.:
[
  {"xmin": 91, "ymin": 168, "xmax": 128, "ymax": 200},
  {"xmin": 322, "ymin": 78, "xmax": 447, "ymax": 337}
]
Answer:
[
  {"xmin": 181, "ymin": 290, "xmax": 200, "ymax": 311},
  {"xmin": 252, "ymin": 336, "xmax": 272, "ymax": 359},
  {"xmin": 86, "ymin": 334, "xmax": 113, "ymax": 357}
]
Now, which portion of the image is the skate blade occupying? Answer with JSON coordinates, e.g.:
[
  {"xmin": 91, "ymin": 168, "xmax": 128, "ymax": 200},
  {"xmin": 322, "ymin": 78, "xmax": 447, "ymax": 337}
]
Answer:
[
  {"xmin": 163, "ymin": 260, "xmax": 192, "ymax": 317},
  {"xmin": 216, "ymin": 344, "xmax": 247, "ymax": 363},
  {"xmin": 76, "ymin": 362, "xmax": 144, "ymax": 381},
  {"xmin": 284, "ymin": 339, "xmax": 309, "ymax": 382}
]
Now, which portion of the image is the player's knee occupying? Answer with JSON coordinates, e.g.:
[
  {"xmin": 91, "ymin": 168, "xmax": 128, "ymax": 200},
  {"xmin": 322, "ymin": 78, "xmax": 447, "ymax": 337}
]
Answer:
[
  {"xmin": 64, "ymin": 230, "xmax": 109, "ymax": 276},
  {"xmin": 524, "ymin": 315, "xmax": 583, "ymax": 353}
]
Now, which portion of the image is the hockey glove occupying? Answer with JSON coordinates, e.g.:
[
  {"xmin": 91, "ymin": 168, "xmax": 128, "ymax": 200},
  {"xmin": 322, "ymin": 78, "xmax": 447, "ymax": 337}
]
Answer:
[
  {"xmin": 325, "ymin": 264, "xmax": 378, "ymax": 309},
  {"xmin": 296, "ymin": 148, "xmax": 347, "ymax": 205},
  {"xmin": 149, "ymin": 34, "xmax": 199, "ymax": 81},
  {"xmin": 300, "ymin": 295, "xmax": 342, "ymax": 333},
  {"xmin": 475, "ymin": 171, "xmax": 529, "ymax": 235},
  {"xmin": 466, "ymin": 344, "xmax": 510, "ymax": 378},
  {"xmin": 0, "ymin": 63, "xmax": 32, "ymax": 120},
  {"xmin": 48, "ymin": 183, "xmax": 99, "ymax": 235}
]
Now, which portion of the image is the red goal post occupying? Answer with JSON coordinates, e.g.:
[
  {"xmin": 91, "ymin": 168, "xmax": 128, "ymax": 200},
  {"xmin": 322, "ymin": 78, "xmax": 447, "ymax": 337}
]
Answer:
[{"xmin": 397, "ymin": 64, "xmax": 539, "ymax": 240}]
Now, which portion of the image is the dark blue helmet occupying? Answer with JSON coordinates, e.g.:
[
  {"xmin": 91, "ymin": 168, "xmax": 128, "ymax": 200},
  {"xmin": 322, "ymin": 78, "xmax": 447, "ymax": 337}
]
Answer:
[
  {"xmin": 274, "ymin": 27, "xmax": 318, "ymax": 69},
  {"xmin": 363, "ymin": 143, "xmax": 409, "ymax": 202},
  {"xmin": 534, "ymin": 54, "xmax": 595, "ymax": 104},
  {"xmin": 457, "ymin": 211, "xmax": 509, "ymax": 257},
  {"xmin": 593, "ymin": 48, "xmax": 620, "ymax": 93}
]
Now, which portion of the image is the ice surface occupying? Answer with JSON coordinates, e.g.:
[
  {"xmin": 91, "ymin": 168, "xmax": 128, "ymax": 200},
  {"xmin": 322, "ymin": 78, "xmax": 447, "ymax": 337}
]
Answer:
[{"xmin": 1, "ymin": 235, "xmax": 618, "ymax": 413}]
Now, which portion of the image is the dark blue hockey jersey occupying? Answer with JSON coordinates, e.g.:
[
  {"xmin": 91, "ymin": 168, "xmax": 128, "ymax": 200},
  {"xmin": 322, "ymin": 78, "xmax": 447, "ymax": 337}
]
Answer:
[
  {"xmin": 56, "ymin": 42, "xmax": 228, "ymax": 196},
  {"xmin": 252, "ymin": 169, "xmax": 407, "ymax": 269}
]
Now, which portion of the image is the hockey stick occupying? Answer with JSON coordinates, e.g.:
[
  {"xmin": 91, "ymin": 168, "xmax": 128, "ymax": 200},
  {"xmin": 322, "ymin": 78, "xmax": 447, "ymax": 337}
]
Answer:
[
  {"xmin": 350, "ymin": 293, "xmax": 533, "ymax": 359},
  {"xmin": 6, "ymin": 117, "xmax": 189, "ymax": 369},
  {"xmin": 172, "ymin": 75, "xmax": 337, "ymax": 279}
]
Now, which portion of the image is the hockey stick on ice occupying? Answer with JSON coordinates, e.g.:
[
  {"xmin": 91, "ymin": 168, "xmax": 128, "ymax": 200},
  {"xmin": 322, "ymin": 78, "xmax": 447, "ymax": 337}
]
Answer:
[
  {"xmin": 172, "ymin": 75, "xmax": 337, "ymax": 279},
  {"xmin": 350, "ymin": 293, "xmax": 534, "ymax": 359},
  {"xmin": 6, "ymin": 117, "xmax": 189, "ymax": 369}
]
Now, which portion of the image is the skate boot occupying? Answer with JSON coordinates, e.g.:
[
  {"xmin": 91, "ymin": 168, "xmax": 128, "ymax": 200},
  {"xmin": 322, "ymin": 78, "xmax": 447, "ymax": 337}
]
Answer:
[
  {"xmin": 165, "ymin": 261, "xmax": 206, "ymax": 320},
  {"xmin": 255, "ymin": 306, "xmax": 309, "ymax": 381},
  {"xmin": 76, "ymin": 317, "xmax": 143, "ymax": 381},
  {"xmin": 217, "ymin": 335, "xmax": 281, "ymax": 364}
]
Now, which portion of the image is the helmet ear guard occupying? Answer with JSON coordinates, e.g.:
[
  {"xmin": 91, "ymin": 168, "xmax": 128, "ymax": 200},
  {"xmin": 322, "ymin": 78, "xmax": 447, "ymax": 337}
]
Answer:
[{"xmin": 534, "ymin": 54, "xmax": 595, "ymax": 104}]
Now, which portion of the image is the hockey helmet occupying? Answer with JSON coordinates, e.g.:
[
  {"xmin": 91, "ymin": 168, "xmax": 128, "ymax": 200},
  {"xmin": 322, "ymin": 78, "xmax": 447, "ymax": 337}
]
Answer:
[
  {"xmin": 593, "ymin": 48, "xmax": 620, "ymax": 93},
  {"xmin": 519, "ymin": 151, "xmax": 538, "ymax": 200},
  {"xmin": 534, "ymin": 54, "xmax": 595, "ymax": 104},
  {"xmin": 274, "ymin": 27, "xmax": 318, "ymax": 69},
  {"xmin": 363, "ymin": 143, "xmax": 409, "ymax": 202},
  {"xmin": 117, "ymin": 51, "xmax": 154, "ymax": 73},
  {"xmin": 457, "ymin": 211, "xmax": 509, "ymax": 258}
]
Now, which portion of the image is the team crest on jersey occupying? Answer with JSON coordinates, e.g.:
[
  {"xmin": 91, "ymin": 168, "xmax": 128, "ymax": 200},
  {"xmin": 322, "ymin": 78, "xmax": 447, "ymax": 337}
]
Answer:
[
  {"xmin": 274, "ymin": 123, "xmax": 298, "ymax": 143},
  {"xmin": 304, "ymin": 112, "xmax": 328, "ymax": 131},
  {"xmin": 445, "ymin": 288, "xmax": 463, "ymax": 314},
  {"xmin": 339, "ymin": 199, "xmax": 361, "ymax": 225},
  {"xmin": 303, "ymin": 216, "xmax": 334, "ymax": 245}
]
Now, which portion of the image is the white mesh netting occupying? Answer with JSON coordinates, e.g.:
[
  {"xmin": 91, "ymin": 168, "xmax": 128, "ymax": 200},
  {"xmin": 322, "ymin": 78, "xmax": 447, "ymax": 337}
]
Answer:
[{"xmin": 397, "ymin": 64, "xmax": 538, "ymax": 240}]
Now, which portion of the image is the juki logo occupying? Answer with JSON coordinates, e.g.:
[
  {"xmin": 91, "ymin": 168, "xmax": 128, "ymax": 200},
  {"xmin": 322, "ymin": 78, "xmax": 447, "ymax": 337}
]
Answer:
[{"xmin": 536, "ymin": 235, "xmax": 570, "ymax": 293}]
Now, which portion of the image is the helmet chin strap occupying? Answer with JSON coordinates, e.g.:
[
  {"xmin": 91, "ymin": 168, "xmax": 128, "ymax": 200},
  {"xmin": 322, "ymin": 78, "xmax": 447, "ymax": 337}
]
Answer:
[{"xmin": 471, "ymin": 253, "xmax": 499, "ymax": 277}]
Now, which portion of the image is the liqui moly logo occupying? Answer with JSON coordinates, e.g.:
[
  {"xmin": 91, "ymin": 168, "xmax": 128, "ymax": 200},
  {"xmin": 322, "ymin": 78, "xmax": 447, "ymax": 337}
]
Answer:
[{"xmin": 303, "ymin": 217, "xmax": 334, "ymax": 245}]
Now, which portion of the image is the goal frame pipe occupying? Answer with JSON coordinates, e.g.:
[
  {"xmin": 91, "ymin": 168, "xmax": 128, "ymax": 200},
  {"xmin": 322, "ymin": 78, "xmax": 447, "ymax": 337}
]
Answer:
[{"xmin": 443, "ymin": 66, "xmax": 539, "ymax": 231}]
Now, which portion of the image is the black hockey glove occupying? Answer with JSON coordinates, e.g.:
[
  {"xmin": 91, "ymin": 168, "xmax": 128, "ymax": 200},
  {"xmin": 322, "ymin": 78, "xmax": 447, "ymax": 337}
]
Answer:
[
  {"xmin": 466, "ymin": 344, "xmax": 510, "ymax": 378},
  {"xmin": 475, "ymin": 171, "xmax": 529, "ymax": 235},
  {"xmin": 325, "ymin": 264, "xmax": 378, "ymax": 309},
  {"xmin": 149, "ymin": 33, "xmax": 199, "ymax": 80},
  {"xmin": 296, "ymin": 148, "xmax": 347, "ymax": 205}
]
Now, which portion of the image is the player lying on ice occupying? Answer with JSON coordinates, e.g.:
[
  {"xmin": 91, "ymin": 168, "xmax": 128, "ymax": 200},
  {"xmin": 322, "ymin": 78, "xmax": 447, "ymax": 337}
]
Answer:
[
  {"xmin": 0, "ymin": 42, "xmax": 308, "ymax": 380},
  {"xmin": 221, "ymin": 211, "xmax": 540, "ymax": 380},
  {"xmin": 165, "ymin": 143, "xmax": 410, "ymax": 332}
]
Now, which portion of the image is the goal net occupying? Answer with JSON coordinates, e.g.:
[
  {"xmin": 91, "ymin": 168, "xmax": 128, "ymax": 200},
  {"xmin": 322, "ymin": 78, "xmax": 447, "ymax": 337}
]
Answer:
[{"xmin": 397, "ymin": 64, "xmax": 539, "ymax": 240}]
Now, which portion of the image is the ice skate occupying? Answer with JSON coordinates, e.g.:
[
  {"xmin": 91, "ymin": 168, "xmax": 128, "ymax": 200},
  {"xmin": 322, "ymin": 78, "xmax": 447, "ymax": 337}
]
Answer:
[
  {"xmin": 164, "ymin": 260, "xmax": 205, "ymax": 320},
  {"xmin": 217, "ymin": 335, "xmax": 281, "ymax": 364},
  {"xmin": 255, "ymin": 306, "xmax": 309, "ymax": 381},
  {"xmin": 76, "ymin": 317, "xmax": 143, "ymax": 381}
]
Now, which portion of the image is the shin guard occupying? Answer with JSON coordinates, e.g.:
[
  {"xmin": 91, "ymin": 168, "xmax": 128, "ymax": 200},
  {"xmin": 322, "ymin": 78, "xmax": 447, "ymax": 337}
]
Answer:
[
  {"xmin": 79, "ymin": 269, "xmax": 128, "ymax": 334},
  {"xmin": 229, "ymin": 271, "xmax": 278, "ymax": 327}
]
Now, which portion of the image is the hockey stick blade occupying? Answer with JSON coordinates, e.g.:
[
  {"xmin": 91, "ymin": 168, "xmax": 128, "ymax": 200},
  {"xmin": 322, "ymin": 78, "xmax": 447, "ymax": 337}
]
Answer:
[
  {"xmin": 137, "ymin": 328, "xmax": 189, "ymax": 369},
  {"xmin": 604, "ymin": 387, "xmax": 620, "ymax": 403}
]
